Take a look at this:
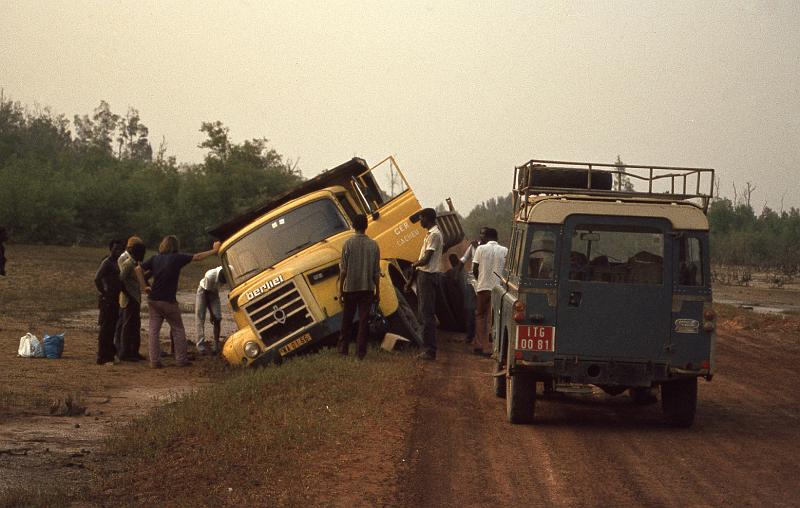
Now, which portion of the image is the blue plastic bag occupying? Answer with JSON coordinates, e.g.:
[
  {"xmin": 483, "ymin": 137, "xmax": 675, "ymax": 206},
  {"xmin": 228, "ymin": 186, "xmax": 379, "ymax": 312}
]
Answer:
[{"xmin": 43, "ymin": 333, "xmax": 65, "ymax": 359}]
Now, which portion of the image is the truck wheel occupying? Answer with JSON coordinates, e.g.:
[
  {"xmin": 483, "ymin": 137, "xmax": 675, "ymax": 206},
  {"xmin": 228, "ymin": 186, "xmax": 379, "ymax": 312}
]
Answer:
[
  {"xmin": 388, "ymin": 288, "xmax": 423, "ymax": 347},
  {"xmin": 629, "ymin": 387, "xmax": 658, "ymax": 405},
  {"xmin": 661, "ymin": 378, "xmax": 697, "ymax": 427},
  {"xmin": 493, "ymin": 361, "xmax": 506, "ymax": 398},
  {"xmin": 506, "ymin": 373, "xmax": 536, "ymax": 424}
]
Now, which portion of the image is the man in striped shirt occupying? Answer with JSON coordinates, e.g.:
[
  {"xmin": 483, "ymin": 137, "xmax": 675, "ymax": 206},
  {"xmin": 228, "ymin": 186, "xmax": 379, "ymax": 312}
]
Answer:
[{"xmin": 338, "ymin": 214, "xmax": 381, "ymax": 359}]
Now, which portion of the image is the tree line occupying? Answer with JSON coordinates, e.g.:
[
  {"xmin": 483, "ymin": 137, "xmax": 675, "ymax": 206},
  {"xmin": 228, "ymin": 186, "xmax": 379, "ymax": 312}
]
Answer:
[{"xmin": 0, "ymin": 97, "xmax": 302, "ymax": 250}]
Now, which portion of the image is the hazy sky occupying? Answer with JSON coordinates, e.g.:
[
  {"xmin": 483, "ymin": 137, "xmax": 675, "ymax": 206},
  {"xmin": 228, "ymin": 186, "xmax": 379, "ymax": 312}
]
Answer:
[{"xmin": 2, "ymin": 1, "xmax": 799, "ymax": 213}]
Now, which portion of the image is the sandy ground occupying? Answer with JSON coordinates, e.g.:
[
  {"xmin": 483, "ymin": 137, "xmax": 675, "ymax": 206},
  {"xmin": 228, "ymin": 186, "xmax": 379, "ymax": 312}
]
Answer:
[
  {"xmin": 0, "ymin": 290, "xmax": 235, "ymax": 497},
  {"xmin": 3, "ymin": 282, "xmax": 800, "ymax": 506},
  {"xmin": 396, "ymin": 321, "xmax": 800, "ymax": 507}
]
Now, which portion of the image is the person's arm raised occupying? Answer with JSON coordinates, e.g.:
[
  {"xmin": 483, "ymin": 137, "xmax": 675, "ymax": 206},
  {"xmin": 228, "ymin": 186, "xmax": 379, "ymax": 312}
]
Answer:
[{"xmin": 192, "ymin": 241, "xmax": 221, "ymax": 262}]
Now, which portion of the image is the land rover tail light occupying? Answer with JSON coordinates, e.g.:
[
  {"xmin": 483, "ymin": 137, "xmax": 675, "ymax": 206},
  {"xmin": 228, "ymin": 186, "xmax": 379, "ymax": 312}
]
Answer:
[
  {"xmin": 704, "ymin": 309, "xmax": 716, "ymax": 321},
  {"xmin": 513, "ymin": 300, "xmax": 525, "ymax": 323},
  {"xmin": 701, "ymin": 360, "xmax": 710, "ymax": 370}
]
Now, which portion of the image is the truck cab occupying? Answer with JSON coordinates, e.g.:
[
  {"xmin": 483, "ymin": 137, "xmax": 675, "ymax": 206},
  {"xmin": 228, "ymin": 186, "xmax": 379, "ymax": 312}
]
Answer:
[
  {"xmin": 493, "ymin": 159, "xmax": 716, "ymax": 427},
  {"xmin": 210, "ymin": 156, "xmax": 462, "ymax": 367}
]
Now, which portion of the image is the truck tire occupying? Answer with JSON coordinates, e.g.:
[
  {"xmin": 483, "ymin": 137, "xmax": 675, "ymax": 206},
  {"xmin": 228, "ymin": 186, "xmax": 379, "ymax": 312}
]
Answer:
[
  {"xmin": 493, "ymin": 360, "xmax": 506, "ymax": 398},
  {"xmin": 506, "ymin": 373, "xmax": 536, "ymax": 424},
  {"xmin": 388, "ymin": 288, "xmax": 423, "ymax": 347},
  {"xmin": 661, "ymin": 377, "xmax": 697, "ymax": 427}
]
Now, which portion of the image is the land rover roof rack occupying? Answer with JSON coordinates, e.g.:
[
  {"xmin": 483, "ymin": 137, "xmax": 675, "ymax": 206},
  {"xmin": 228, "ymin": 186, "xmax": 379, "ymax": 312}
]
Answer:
[{"xmin": 513, "ymin": 158, "xmax": 715, "ymax": 214}]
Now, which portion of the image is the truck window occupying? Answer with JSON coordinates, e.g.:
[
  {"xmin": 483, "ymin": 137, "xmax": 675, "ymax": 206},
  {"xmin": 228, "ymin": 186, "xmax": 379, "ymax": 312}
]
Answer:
[
  {"xmin": 336, "ymin": 193, "xmax": 359, "ymax": 224},
  {"xmin": 358, "ymin": 158, "xmax": 409, "ymax": 209},
  {"xmin": 569, "ymin": 225, "xmax": 664, "ymax": 285},
  {"xmin": 528, "ymin": 230, "xmax": 556, "ymax": 279},
  {"xmin": 678, "ymin": 236, "xmax": 704, "ymax": 286},
  {"xmin": 223, "ymin": 199, "xmax": 349, "ymax": 286}
]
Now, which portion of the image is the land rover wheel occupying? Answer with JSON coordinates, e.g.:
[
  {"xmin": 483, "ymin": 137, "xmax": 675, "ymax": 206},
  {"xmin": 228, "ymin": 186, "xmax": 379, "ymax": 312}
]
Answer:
[
  {"xmin": 661, "ymin": 377, "xmax": 697, "ymax": 427},
  {"xmin": 388, "ymin": 288, "xmax": 422, "ymax": 347},
  {"xmin": 629, "ymin": 387, "xmax": 658, "ymax": 405},
  {"xmin": 506, "ymin": 373, "xmax": 536, "ymax": 424},
  {"xmin": 493, "ymin": 360, "xmax": 506, "ymax": 398}
]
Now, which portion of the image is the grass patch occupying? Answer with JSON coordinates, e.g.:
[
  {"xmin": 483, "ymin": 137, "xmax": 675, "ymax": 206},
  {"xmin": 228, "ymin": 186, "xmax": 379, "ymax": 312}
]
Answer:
[
  {"xmin": 93, "ymin": 348, "xmax": 419, "ymax": 506},
  {"xmin": 0, "ymin": 244, "xmax": 218, "ymax": 323},
  {"xmin": 0, "ymin": 485, "xmax": 72, "ymax": 508}
]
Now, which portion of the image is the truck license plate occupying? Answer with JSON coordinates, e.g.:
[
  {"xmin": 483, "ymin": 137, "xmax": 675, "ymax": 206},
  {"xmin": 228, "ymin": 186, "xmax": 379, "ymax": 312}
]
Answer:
[
  {"xmin": 279, "ymin": 333, "xmax": 312, "ymax": 356},
  {"xmin": 516, "ymin": 326, "xmax": 556, "ymax": 352}
]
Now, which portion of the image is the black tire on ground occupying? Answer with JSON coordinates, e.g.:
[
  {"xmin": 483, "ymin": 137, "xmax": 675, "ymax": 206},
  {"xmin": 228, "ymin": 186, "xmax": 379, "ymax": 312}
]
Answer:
[
  {"xmin": 506, "ymin": 373, "xmax": 536, "ymax": 424},
  {"xmin": 494, "ymin": 360, "xmax": 506, "ymax": 398},
  {"xmin": 661, "ymin": 377, "xmax": 698, "ymax": 427},
  {"xmin": 388, "ymin": 287, "xmax": 423, "ymax": 347},
  {"xmin": 629, "ymin": 386, "xmax": 658, "ymax": 405}
]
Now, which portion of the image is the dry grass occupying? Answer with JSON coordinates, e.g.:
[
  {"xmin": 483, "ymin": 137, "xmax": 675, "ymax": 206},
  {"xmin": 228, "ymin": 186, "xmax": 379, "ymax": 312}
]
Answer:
[{"xmin": 92, "ymin": 348, "xmax": 419, "ymax": 506}]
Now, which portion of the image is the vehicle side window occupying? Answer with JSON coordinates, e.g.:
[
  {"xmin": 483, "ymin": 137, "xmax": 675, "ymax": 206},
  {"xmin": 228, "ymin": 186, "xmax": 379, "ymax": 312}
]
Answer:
[
  {"xmin": 515, "ymin": 230, "xmax": 526, "ymax": 273},
  {"xmin": 506, "ymin": 228, "xmax": 519, "ymax": 273},
  {"xmin": 336, "ymin": 194, "xmax": 359, "ymax": 224},
  {"xmin": 528, "ymin": 230, "xmax": 556, "ymax": 279},
  {"xmin": 678, "ymin": 236, "xmax": 704, "ymax": 286}
]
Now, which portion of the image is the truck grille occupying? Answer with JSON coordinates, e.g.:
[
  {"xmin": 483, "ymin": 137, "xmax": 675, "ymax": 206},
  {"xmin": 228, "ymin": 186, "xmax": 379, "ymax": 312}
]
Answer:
[{"xmin": 244, "ymin": 281, "xmax": 314, "ymax": 347}]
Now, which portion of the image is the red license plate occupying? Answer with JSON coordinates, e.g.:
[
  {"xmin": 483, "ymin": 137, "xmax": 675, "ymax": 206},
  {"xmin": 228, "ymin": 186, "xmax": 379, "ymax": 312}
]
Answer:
[{"xmin": 516, "ymin": 326, "xmax": 556, "ymax": 352}]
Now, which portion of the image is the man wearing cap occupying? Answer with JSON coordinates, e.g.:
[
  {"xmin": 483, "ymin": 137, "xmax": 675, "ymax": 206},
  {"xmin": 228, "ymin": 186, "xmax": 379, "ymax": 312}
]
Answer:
[{"xmin": 406, "ymin": 208, "xmax": 443, "ymax": 361}]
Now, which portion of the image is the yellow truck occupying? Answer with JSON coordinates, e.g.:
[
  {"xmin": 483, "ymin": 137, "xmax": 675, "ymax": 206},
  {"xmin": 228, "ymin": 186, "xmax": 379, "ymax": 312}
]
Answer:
[{"xmin": 209, "ymin": 156, "xmax": 463, "ymax": 367}]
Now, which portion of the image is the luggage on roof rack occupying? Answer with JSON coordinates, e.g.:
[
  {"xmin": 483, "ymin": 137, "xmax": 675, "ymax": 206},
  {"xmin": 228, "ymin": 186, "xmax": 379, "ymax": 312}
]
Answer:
[{"xmin": 513, "ymin": 158, "xmax": 715, "ymax": 213}]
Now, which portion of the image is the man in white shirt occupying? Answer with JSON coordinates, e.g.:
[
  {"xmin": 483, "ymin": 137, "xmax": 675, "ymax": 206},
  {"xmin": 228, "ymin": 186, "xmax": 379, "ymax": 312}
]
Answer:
[
  {"xmin": 195, "ymin": 266, "xmax": 226, "ymax": 354},
  {"xmin": 472, "ymin": 227, "xmax": 508, "ymax": 356},
  {"xmin": 406, "ymin": 208, "xmax": 443, "ymax": 360}
]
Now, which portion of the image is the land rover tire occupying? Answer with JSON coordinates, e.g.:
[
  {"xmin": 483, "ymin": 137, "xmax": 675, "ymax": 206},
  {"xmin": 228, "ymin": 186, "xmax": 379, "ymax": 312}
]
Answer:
[
  {"xmin": 629, "ymin": 387, "xmax": 658, "ymax": 405},
  {"xmin": 388, "ymin": 288, "xmax": 422, "ymax": 347},
  {"xmin": 661, "ymin": 377, "xmax": 697, "ymax": 428},
  {"xmin": 506, "ymin": 373, "xmax": 536, "ymax": 424},
  {"xmin": 493, "ymin": 360, "xmax": 506, "ymax": 398}
]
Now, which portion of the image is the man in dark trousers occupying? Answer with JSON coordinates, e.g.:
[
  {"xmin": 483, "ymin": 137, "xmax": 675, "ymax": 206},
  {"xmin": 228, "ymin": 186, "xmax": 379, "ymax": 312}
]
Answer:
[
  {"xmin": 406, "ymin": 208, "xmax": 443, "ymax": 361},
  {"xmin": 0, "ymin": 226, "xmax": 7, "ymax": 276},
  {"xmin": 337, "ymin": 214, "xmax": 381, "ymax": 359},
  {"xmin": 94, "ymin": 239, "xmax": 124, "ymax": 365}
]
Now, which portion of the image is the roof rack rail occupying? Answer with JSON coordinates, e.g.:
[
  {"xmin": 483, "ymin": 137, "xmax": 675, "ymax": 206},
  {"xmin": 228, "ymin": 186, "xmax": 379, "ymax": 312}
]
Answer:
[{"xmin": 513, "ymin": 158, "xmax": 715, "ymax": 214}]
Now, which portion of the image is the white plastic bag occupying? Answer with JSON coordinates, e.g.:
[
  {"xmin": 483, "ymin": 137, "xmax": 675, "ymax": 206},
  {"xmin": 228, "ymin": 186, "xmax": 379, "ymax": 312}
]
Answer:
[{"xmin": 18, "ymin": 333, "xmax": 44, "ymax": 358}]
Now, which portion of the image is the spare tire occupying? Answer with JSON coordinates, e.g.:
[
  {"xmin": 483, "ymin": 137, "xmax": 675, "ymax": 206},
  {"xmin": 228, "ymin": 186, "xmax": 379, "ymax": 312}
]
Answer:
[{"xmin": 519, "ymin": 166, "xmax": 613, "ymax": 191}]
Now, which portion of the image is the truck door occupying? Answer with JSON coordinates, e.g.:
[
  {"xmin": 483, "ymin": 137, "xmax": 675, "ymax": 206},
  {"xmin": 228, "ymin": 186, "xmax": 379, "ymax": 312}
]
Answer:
[{"xmin": 556, "ymin": 215, "xmax": 673, "ymax": 361}]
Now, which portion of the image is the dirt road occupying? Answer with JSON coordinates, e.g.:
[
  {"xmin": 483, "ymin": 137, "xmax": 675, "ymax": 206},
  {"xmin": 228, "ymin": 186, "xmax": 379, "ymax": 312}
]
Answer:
[{"xmin": 397, "ymin": 322, "xmax": 800, "ymax": 507}]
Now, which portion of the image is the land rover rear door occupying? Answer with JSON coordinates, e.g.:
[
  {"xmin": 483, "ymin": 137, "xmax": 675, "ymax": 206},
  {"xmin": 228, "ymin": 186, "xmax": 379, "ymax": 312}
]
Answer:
[{"xmin": 556, "ymin": 215, "xmax": 673, "ymax": 362}]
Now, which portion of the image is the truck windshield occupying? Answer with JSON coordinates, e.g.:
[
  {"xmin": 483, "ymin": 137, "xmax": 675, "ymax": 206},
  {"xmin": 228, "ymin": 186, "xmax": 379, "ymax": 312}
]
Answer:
[{"xmin": 223, "ymin": 199, "xmax": 349, "ymax": 286}]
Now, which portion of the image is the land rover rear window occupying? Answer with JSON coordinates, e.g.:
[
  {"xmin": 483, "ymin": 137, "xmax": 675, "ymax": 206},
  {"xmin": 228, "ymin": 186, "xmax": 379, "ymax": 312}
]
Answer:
[
  {"xmin": 568, "ymin": 225, "xmax": 664, "ymax": 285},
  {"xmin": 223, "ymin": 199, "xmax": 349, "ymax": 286}
]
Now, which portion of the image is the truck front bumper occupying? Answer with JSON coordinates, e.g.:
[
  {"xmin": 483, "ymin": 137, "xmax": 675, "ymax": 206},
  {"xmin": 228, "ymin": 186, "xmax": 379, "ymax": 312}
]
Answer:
[{"xmin": 244, "ymin": 313, "xmax": 344, "ymax": 368}]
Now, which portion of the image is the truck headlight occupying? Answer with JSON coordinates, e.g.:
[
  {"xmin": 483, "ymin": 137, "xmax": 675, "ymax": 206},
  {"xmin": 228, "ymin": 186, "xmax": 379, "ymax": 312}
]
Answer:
[{"xmin": 244, "ymin": 341, "xmax": 261, "ymax": 358}]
